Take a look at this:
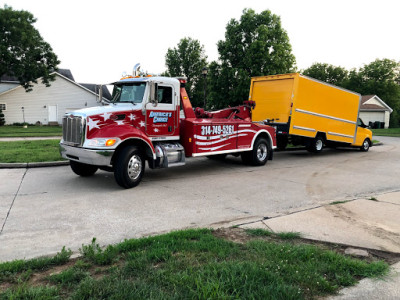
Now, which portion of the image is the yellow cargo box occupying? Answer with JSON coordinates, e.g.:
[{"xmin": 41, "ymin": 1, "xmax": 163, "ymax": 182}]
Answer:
[{"xmin": 249, "ymin": 73, "xmax": 372, "ymax": 152}]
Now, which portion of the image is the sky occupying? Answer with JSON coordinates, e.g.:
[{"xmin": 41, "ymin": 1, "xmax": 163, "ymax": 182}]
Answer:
[{"xmin": 3, "ymin": 0, "xmax": 400, "ymax": 84}]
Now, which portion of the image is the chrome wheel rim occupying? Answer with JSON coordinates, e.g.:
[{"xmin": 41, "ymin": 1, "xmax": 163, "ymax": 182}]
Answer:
[
  {"xmin": 257, "ymin": 143, "xmax": 267, "ymax": 161},
  {"xmin": 127, "ymin": 155, "xmax": 142, "ymax": 180},
  {"xmin": 316, "ymin": 139, "xmax": 323, "ymax": 151},
  {"xmin": 363, "ymin": 140, "xmax": 369, "ymax": 150}
]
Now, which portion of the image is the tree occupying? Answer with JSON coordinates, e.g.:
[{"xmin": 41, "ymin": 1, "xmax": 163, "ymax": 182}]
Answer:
[
  {"xmin": 348, "ymin": 59, "xmax": 400, "ymax": 127},
  {"xmin": 302, "ymin": 63, "xmax": 349, "ymax": 86},
  {"xmin": 304, "ymin": 59, "xmax": 400, "ymax": 127},
  {"xmin": 0, "ymin": 5, "xmax": 60, "ymax": 92},
  {"xmin": 165, "ymin": 37, "xmax": 207, "ymax": 107},
  {"xmin": 208, "ymin": 9, "xmax": 296, "ymax": 109}
]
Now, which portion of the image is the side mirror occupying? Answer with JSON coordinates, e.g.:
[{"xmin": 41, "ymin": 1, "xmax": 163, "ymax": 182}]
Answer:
[{"xmin": 149, "ymin": 82, "xmax": 158, "ymax": 107}]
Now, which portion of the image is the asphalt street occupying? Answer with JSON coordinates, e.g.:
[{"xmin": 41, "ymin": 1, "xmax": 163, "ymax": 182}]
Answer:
[{"xmin": 1, "ymin": 136, "xmax": 399, "ymax": 261}]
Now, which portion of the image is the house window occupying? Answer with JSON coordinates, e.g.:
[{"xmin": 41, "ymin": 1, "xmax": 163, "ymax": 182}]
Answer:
[{"xmin": 0, "ymin": 104, "xmax": 6, "ymax": 111}]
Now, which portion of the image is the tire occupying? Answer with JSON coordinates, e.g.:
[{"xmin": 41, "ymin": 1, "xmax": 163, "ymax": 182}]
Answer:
[
  {"xmin": 243, "ymin": 138, "xmax": 269, "ymax": 166},
  {"xmin": 360, "ymin": 138, "xmax": 371, "ymax": 152},
  {"xmin": 114, "ymin": 146, "xmax": 145, "ymax": 189},
  {"xmin": 70, "ymin": 161, "xmax": 98, "ymax": 177},
  {"xmin": 307, "ymin": 136, "xmax": 324, "ymax": 153}
]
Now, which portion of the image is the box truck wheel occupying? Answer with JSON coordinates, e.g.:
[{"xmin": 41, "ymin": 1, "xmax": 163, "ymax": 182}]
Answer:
[
  {"xmin": 242, "ymin": 137, "xmax": 269, "ymax": 166},
  {"xmin": 307, "ymin": 136, "xmax": 324, "ymax": 153},
  {"xmin": 360, "ymin": 138, "xmax": 371, "ymax": 152},
  {"xmin": 114, "ymin": 146, "xmax": 145, "ymax": 188},
  {"xmin": 70, "ymin": 161, "xmax": 98, "ymax": 177}
]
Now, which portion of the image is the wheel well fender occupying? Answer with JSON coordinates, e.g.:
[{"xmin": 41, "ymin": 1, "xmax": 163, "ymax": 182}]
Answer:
[
  {"xmin": 112, "ymin": 138, "xmax": 155, "ymax": 165},
  {"xmin": 315, "ymin": 132, "xmax": 327, "ymax": 141},
  {"xmin": 251, "ymin": 130, "xmax": 274, "ymax": 150}
]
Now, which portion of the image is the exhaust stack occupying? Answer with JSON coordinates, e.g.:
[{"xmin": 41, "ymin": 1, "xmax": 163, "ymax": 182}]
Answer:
[{"xmin": 133, "ymin": 63, "xmax": 141, "ymax": 77}]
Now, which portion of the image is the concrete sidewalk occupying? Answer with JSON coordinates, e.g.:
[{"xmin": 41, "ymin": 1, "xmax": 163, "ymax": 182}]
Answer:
[
  {"xmin": 241, "ymin": 191, "xmax": 400, "ymax": 299},
  {"xmin": 0, "ymin": 136, "xmax": 61, "ymax": 141}
]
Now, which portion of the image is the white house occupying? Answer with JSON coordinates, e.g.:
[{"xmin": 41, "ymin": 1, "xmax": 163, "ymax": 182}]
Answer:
[
  {"xmin": 359, "ymin": 95, "xmax": 393, "ymax": 129},
  {"xmin": 0, "ymin": 69, "xmax": 110, "ymax": 125}
]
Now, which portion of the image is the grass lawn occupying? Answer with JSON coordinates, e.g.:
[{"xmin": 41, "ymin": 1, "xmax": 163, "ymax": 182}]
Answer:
[
  {"xmin": 0, "ymin": 125, "xmax": 62, "ymax": 137},
  {"xmin": 0, "ymin": 228, "xmax": 389, "ymax": 300},
  {"xmin": 372, "ymin": 128, "xmax": 400, "ymax": 137},
  {"xmin": 0, "ymin": 140, "xmax": 64, "ymax": 163}
]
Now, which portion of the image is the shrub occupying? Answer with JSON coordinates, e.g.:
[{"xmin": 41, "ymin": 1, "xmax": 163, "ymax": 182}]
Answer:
[{"xmin": 0, "ymin": 109, "xmax": 5, "ymax": 126}]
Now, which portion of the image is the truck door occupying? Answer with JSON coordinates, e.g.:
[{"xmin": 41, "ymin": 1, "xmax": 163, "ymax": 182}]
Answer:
[{"xmin": 146, "ymin": 84, "xmax": 179, "ymax": 138}]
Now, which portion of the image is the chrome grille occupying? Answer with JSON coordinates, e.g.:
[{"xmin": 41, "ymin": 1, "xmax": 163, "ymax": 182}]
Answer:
[{"xmin": 62, "ymin": 115, "xmax": 84, "ymax": 146}]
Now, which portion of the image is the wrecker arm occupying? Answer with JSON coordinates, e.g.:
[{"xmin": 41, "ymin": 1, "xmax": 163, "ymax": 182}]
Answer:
[{"xmin": 179, "ymin": 79, "xmax": 196, "ymax": 119}]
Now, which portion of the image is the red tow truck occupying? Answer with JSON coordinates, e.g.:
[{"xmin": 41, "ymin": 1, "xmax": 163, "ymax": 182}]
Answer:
[{"xmin": 60, "ymin": 72, "xmax": 276, "ymax": 188}]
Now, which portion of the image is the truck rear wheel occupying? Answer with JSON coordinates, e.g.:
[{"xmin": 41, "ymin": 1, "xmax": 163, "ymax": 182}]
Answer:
[
  {"xmin": 70, "ymin": 161, "xmax": 98, "ymax": 177},
  {"xmin": 114, "ymin": 146, "xmax": 145, "ymax": 189},
  {"xmin": 360, "ymin": 138, "xmax": 371, "ymax": 152},
  {"xmin": 307, "ymin": 136, "xmax": 324, "ymax": 153},
  {"xmin": 242, "ymin": 138, "xmax": 269, "ymax": 166}
]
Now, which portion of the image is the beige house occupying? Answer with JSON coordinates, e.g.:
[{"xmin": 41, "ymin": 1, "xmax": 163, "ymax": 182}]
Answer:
[
  {"xmin": 359, "ymin": 95, "xmax": 392, "ymax": 129},
  {"xmin": 0, "ymin": 69, "xmax": 110, "ymax": 125}
]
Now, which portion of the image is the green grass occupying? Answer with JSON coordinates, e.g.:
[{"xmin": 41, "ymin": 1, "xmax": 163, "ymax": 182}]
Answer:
[
  {"xmin": 0, "ymin": 247, "xmax": 72, "ymax": 283},
  {"xmin": 0, "ymin": 229, "xmax": 389, "ymax": 299},
  {"xmin": 276, "ymin": 231, "xmax": 302, "ymax": 240},
  {"xmin": 47, "ymin": 267, "xmax": 90, "ymax": 287},
  {"xmin": 0, "ymin": 125, "xmax": 62, "ymax": 137},
  {"xmin": 245, "ymin": 228, "xmax": 274, "ymax": 237},
  {"xmin": 372, "ymin": 128, "xmax": 400, "ymax": 137},
  {"xmin": 245, "ymin": 228, "xmax": 301, "ymax": 240},
  {"xmin": 0, "ymin": 140, "xmax": 65, "ymax": 163},
  {"xmin": 330, "ymin": 200, "xmax": 351, "ymax": 205}
]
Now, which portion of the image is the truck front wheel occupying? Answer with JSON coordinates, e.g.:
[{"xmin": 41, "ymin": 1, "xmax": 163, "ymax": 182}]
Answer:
[
  {"xmin": 242, "ymin": 138, "xmax": 269, "ymax": 166},
  {"xmin": 70, "ymin": 161, "xmax": 98, "ymax": 177},
  {"xmin": 114, "ymin": 146, "xmax": 145, "ymax": 188},
  {"xmin": 360, "ymin": 138, "xmax": 371, "ymax": 152}
]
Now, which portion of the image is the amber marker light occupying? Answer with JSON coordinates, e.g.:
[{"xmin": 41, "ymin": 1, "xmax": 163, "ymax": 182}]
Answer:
[{"xmin": 106, "ymin": 139, "xmax": 117, "ymax": 146}]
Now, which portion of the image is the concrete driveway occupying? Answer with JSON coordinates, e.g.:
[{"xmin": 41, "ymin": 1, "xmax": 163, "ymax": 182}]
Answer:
[{"xmin": 1, "ymin": 136, "xmax": 399, "ymax": 261}]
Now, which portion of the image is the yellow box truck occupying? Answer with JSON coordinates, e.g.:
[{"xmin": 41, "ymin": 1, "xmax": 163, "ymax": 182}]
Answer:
[{"xmin": 249, "ymin": 73, "xmax": 372, "ymax": 152}]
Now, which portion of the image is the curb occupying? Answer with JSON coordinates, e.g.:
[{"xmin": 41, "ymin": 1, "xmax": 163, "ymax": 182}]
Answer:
[
  {"xmin": 0, "ymin": 161, "xmax": 69, "ymax": 169},
  {"xmin": 0, "ymin": 136, "xmax": 62, "ymax": 142},
  {"xmin": 0, "ymin": 143, "xmax": 384, "ymax": 169}
]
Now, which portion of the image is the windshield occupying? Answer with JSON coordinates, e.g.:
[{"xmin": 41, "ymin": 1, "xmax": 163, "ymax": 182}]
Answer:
[
  {"xmin": 111, "ymin": 82, "xmax": 146, "ymax": 104},
  {"xmin": 357, "ymin": 118, "xmax": 366, "ymax": 128}
]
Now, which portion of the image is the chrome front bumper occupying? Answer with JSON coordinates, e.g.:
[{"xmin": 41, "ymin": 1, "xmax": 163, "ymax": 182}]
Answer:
[{"xmin": 60, "ymin": 143, "xmax": 114, "ymax": 166}]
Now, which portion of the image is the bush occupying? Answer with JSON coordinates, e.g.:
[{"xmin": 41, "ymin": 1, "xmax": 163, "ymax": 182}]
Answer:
[{"xmin": 0, "ymin": 109, "xmax": 5, "ymax": 126}]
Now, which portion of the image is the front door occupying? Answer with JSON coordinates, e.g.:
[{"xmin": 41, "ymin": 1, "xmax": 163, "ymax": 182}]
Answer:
[
  {"xmin": 146, "ymin": 84, "xmax": 178, "ymax": 139},
  {"xmin": 48, "ymin": 105, "xmax": 57, "ymax": 123}
]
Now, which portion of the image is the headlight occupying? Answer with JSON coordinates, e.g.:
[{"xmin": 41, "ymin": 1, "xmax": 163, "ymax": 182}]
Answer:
[{"xmin": 86, "ymin": 138, "xmax": 120, "ymax": 147}]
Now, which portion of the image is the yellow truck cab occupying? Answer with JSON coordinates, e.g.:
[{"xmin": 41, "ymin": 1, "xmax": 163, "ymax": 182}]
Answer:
[{"xmin": 249, "ymin": 73, "xmax": 373, "ymax": 152}]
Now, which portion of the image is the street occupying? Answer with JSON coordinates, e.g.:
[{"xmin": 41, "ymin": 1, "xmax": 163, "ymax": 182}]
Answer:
[{"xmin": 1, "ymin": 136, "xmax": 399, "ymax": 261}]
